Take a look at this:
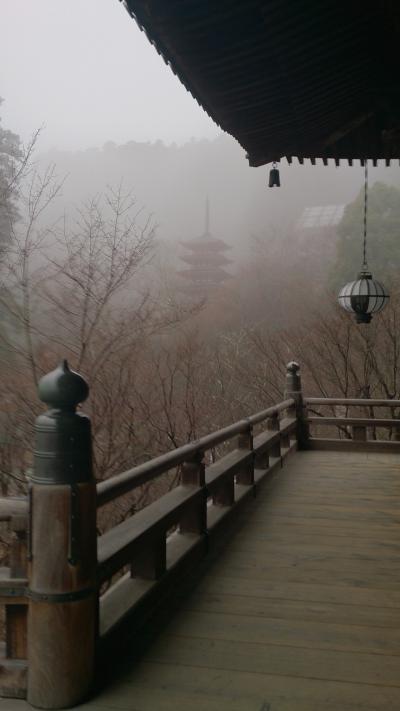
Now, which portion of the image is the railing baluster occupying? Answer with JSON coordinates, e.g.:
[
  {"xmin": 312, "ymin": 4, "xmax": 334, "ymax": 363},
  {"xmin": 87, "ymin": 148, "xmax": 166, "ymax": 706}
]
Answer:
[
  {"xmin": 352, "ymin": 424, "xmax": 367, "ymax": 442},
  {"xmin": 131, "ymin": 534, "xmax": 166, "ymax": 580},
  {"xmin": 180, "ymin": 453, "xmax": 207, "ymax": 535},
  {"xmin": 281, "ymin": 413, "xmax": 291, "ymax": 450},
  {"xmin": 213, "ymin": 471, "xmax": 235, "ymax": 507},
  {"xmin": 236, "ymin": 425, "xmax": 254, "ymax": 486},
  {"xmin": 267, "ymin": 413, "xmax": 281, "ymax": 462},
  {"xmin": 255, "ymin": 447, "xmax": 269, "ymax": 471}
]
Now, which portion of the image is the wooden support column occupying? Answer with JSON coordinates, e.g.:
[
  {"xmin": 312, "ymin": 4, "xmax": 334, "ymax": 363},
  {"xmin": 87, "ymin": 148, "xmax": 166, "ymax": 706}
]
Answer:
[
  {"xmin": 27, "ymin": 361, "xmax": 97, "ymax": 710},
  {"xmin": 284, "ymin": 361, "xmax": 309, "ymax": 449},
  {"xmin": 236, "ymin": 425, "xmax": 255, "ymax": 487}
]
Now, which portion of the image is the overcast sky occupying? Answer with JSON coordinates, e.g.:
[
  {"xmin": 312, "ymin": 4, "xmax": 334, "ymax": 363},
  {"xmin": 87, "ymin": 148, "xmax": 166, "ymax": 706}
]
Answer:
[{"xmin": 1, "ymin": 0, "xmax": 220, "ymax": 151}]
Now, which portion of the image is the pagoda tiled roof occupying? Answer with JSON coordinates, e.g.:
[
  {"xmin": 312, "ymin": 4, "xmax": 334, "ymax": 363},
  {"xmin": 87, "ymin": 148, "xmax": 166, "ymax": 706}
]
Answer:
[{"xmin": 180, "ymin": 232, "xmax": 231, "ymax": 252}]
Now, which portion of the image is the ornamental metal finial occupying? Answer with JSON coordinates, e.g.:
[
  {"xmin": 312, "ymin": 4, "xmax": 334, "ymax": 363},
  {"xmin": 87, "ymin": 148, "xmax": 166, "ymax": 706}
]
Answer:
[{"xmin": 38, "ymin": 360, "xmax": 89, "ymax": 411}]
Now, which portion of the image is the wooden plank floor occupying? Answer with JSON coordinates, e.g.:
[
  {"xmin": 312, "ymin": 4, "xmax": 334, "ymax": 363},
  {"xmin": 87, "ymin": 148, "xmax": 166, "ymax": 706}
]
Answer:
[{"xmin": 4, "ymin": 450, "xmax": 400, "ymax": 711}]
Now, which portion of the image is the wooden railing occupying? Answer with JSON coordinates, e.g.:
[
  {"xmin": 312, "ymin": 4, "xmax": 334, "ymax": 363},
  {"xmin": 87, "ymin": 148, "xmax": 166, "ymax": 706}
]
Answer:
[
  {"xmin": 305, "ymin": 397, "xmax": 400, "ymax": 452},
  {"xmin": 2, "ymin": 360, "xmax": 400, "ymax": 708},
  {"xmin": 0, "ymin": 360, "xmax": 302, "ymax": 709},
  {"xmin": 97, "ymin": 398, "xmax": 297, "ymax": 641}
]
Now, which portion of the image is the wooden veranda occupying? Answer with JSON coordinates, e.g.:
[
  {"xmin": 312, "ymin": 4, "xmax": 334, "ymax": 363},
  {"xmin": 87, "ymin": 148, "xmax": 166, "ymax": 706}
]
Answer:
[
  {"xmin": 1, "ymin": 362, "xmax": 400, "ymax": 710},
  {"xmin": 75, "ymin": 450, "xmax": 400, "ymax": 711}
]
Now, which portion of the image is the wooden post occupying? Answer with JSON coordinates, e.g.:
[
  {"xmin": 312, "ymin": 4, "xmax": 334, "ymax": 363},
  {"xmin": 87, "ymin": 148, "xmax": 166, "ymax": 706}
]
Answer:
[
  {"xmin": 284, "ymin": 361, "xmax": 309, "ymax": 449},
  {"xmin": 236, "ymin": 425, "xmax": 255, "ymax": 487},
  {"xmin": 27, "ymin": 361, "xmax": 97, "ymax": 710}
]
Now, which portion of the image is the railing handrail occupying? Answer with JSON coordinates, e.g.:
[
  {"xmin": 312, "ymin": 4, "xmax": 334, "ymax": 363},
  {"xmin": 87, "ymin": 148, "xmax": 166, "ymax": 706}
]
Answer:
[
  {"xmin": 248, "ymin": 398, "xmax": 294, "ymax": 424},
  {"xmin": 305, "ymin": 397, "xmax": 400, "ymax": 407},
  {"xmin": 308, "ymin": 416, "xmax": 400, "ymax": 427},
  {"xmin": 96, "ymin": 398, "xmax": 295, "ymax": 507}
]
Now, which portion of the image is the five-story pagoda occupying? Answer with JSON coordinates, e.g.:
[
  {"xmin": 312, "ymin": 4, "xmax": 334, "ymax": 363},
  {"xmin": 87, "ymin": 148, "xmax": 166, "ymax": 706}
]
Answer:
[{"xmin": 178, "ymin": 199, "xmax": 232, "ymax": 298}]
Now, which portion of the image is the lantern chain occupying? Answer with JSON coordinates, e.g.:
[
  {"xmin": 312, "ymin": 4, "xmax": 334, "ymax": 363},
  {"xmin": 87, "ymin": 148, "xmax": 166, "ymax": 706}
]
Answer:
[{"xmin": 362, "ymin": 160, "xmax": 368, "ymax": 270}]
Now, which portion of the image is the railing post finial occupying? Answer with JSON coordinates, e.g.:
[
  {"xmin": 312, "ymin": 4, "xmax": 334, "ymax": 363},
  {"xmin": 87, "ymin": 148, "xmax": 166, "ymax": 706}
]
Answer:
[
  {"xmin": 285, "ymin": 361, "xmax": 301, "ymax": 393},
  {"xmin": 27, "ymin": 361, "xmax": 97, "ymax": 709},
  {"xmin": 38, "ymin": 359, "xmax": 89, "ymax": 411}
]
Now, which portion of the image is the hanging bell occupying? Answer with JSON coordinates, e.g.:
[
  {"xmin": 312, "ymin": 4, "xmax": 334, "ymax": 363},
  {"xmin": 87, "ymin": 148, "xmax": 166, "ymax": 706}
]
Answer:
[{"xmin": 269, "ymin": 162, "xmax": 280, "ymax": 187}]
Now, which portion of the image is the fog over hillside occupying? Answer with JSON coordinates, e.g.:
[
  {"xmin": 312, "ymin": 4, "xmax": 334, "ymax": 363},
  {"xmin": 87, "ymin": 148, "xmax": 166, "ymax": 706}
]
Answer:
[
  {"xmin": 2, "ymin": 0, "xmax": 400, "ymax": 489},
  {"xmin": 38, "ymin": 135, "xmax": 400, "ymax": 263}
]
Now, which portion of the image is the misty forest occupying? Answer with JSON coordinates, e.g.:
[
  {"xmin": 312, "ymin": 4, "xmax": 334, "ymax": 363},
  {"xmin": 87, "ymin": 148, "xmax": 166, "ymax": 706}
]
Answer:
[{"xmin": 1, "ymin": 98, "xmax": 400, "ymax": 523}]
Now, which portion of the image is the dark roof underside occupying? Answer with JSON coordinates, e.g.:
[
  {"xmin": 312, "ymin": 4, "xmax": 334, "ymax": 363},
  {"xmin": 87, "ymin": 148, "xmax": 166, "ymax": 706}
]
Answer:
[{"xmin": 122, "ymin": 0, "xmax": 400, "ymax": 166}]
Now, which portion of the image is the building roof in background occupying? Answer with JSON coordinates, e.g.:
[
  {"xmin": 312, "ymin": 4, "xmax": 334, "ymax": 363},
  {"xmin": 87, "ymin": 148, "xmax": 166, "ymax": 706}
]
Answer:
[
  {"xmin": 297, "ymin": 204, "xmax": 346, "ymax": 230},
  {"xmin": 122, "ymin": 0, "xmax": 400, "ymax": 166}
]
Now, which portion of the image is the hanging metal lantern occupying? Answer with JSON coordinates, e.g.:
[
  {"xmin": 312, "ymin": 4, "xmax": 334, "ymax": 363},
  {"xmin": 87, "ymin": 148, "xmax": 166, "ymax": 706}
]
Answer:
[
  {"xmin": 338, "ymin": 161, "xmax": 389, "ymax": 324},
  {"xmin": 269, "ymin": 162, "xmax": 280, "ymax": 187},
  {"xmin": 338, "ymin": 269, "xmax": 389, "ymax": 324}
]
